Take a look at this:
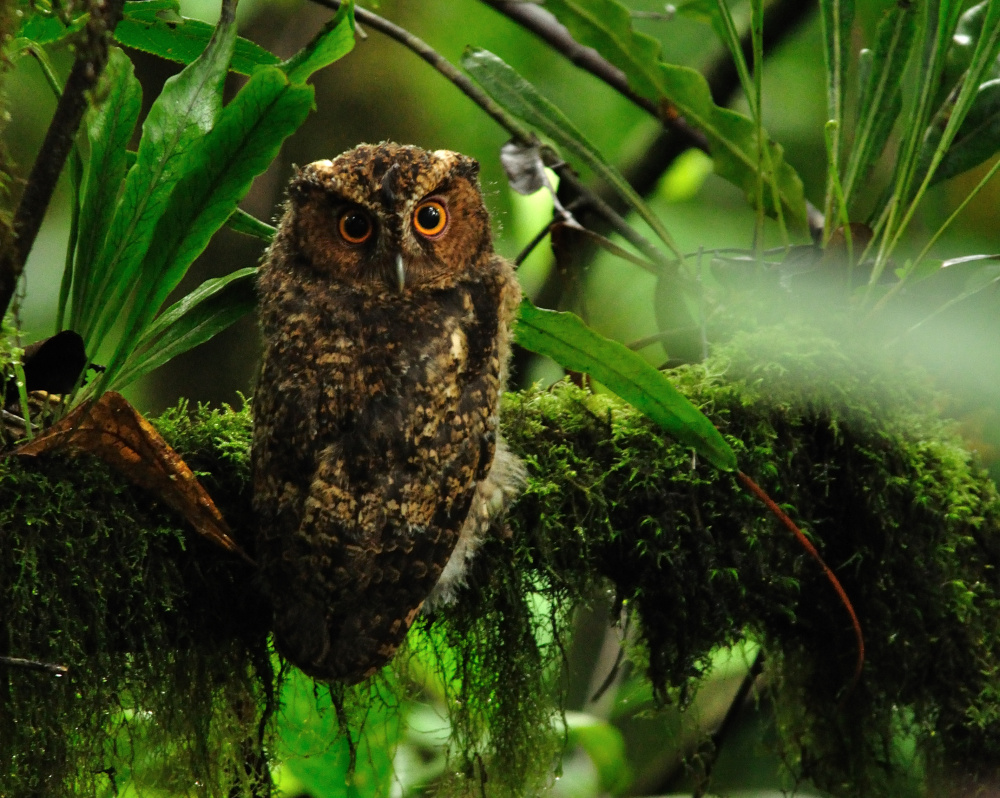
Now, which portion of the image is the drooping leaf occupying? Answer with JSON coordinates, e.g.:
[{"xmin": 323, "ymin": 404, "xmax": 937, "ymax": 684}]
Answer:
[
  {"xmin": 115, "ymin": 0, "xmax": 280, "ymax": 75},
  {"xmin": 538, "ymin": 0, "xmax": 807, "ymax": 229},
  {"xmin": 15, "ymin": 392, "xmax": 250, "ymax": 562},
  {"xmin": 282, "ymin": 0, "xmax": 355, "ymax": 84},
  {"xmin": 116, "ymin": 268, "xmax": 258, "ymax": 388},
  {"xmin": 515, "ymin": 299, "xmax": 736, "ymax": 471},
  {"xmin": 69, "ymin": 46, "xmax": 142, "ymax": 333},
  {"xmin": 462, "ymin": 47, "xmax": 681, "ymax": 258},
  {"xmin": 101, "ymin": 66, "xmax": 315, "ymax": 389},
  {"xmin": 83, "ymin": 0, "xmax": 239, "ymax": 350}
]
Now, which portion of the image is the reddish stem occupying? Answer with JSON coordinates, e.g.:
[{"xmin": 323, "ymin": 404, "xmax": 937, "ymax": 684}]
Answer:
[{"xmin": 737, "ymin": 469, "xmax": 864, "ymax": 694}]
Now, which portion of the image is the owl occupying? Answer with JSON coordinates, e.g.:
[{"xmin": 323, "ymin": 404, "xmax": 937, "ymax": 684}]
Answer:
[{"xmin": 252, "ymin": 142, "xmax": 524, "ymax": 684}]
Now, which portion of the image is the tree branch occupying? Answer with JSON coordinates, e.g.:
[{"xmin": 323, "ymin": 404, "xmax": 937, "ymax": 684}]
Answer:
[{"xmin": 0, "ymin": 0, "xmax": 125, "ymax": 323}]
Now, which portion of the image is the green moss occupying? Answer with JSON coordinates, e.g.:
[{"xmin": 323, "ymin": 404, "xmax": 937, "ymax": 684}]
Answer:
[{"xmin": 3, "ymin": 327, "xmax": 1000, "ymax": 796}]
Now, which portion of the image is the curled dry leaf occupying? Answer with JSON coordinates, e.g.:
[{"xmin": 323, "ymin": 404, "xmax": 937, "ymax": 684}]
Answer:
[{"xmin": 15, "ymin": 391, "xmax": 253, "ymax": 565}]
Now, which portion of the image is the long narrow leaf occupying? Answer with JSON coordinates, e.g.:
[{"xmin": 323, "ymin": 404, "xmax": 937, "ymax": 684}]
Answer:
[
  {"xmin": 540, "ymin": 0, "xmax": 807, "ymax": 229},
  {"xmin": 69, "ymin": 46, "xmax": 142, "ymax": 333},
  {"xmin": 115, "ymin": 0, "xmax": 280, "ymax": 75},
  {"xmin": 226, "ymin": 208, "xmax": 277, "ymax": 241},
  {"xmin": 462, "ymin": 48, "xmax": 681, "ymax": 259},
  {"xmin": 116, "ymin": 268, "xmax": 257, "ymax": 388},
  {"xmin": 842, "ymin": 3, "xmax": 916, "ymax": 205},
  {"xmin": 84, "ymin": 0, "xmax": 238, "ymax": 351},
  {"xmin": 102, "ymin": 67, "xmax": 315, "ymax": 389},
  {"xmin": 515, "ymin": 299, "xmax": 736, "ymax": 471}
]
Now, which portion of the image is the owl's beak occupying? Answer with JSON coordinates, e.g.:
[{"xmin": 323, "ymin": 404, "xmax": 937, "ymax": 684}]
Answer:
[{"xmin": 395, "ymin": 253, "xmax": 406, "ymax": 293}]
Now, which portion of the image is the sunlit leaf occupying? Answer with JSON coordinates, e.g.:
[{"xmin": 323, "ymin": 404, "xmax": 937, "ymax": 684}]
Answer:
[{"xmin": 515, "ymin": 299, "xmax": 737, "ymax": 471}]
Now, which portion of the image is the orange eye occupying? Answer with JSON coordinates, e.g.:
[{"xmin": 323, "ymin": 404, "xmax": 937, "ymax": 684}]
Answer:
[
  {"xmin": 339, "ymin": 210, "xmax": 372, "ymax": 244},
  {"xmin": 413, "ymin": 200, "xmax": 448, "ymax": 237}
]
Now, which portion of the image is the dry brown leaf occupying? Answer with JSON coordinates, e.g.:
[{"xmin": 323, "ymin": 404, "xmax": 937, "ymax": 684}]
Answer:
[{"xmin": 16, "ymin": 391, "xmax": 253, "ymax": 565}]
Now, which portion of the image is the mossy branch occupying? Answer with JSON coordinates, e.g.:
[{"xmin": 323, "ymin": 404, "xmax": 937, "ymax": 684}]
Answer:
[{"xmin": 3, "ymin": 328, "xmax": 1000, "ymax": 796}]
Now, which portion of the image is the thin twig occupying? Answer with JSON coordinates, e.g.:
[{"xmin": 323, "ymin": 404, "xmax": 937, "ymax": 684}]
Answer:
[
  {"xmin": 482, "ymin": 0, "xmax": 711, "ymax": 152},
  {"xmin": 308, "ymin": 0, "xmax": 670, "ymax": 267},
  {"xmin": 0, "ymin": 654, "xmax": 69, "ymax": 676},
  {"xmin": 0, "ymin": 0, "xmax": 126, "ymax": 322}
]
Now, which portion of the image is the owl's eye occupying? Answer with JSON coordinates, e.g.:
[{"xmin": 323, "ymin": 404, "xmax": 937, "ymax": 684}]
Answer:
[
  {"xmin": 413, "ymin": 200, "xmax": 448, "ymax": 238},
  {"xmin": 338, "ymin": 210, "xmax": 372, "ymax": 244}
]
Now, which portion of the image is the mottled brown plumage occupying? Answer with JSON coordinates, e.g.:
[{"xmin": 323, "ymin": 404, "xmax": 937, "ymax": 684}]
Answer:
[{"xmin": 252, "ymin": 143, "xmax": 523, "ymax": 684}]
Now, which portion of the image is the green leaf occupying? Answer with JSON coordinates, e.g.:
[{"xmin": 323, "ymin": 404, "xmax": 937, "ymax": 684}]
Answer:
[
  {"xmin": 116, "ymin": 0, "xmax": 280, "ymax": 75},
  {"xmin": 927, "ymin": 79, "xmax": 1000, "ymax": 184},
  {"xmin": 103, "ymin": 66, "xmax": 314, "ymax": 389},
  {"xmin": 282, "ymin": 0, "xmax": 356, "ymax": 84},
  {"xmin": 84, "ymin": 0, "xmax": 239, "ymax": 350},
  {"xmin": 276, "ymin": 669, "xmax": 398, "ymax": 798},
  {"xmin": 226, "ymin": 208, "xmax": 276, "ymax": 241},
  {"xmin": 12, "ymin": 8, "xmax": 85, "ymax": 47},
  {"xmin": 842, "ymin": 3, "xmax": 917, "ymax": 203},
  {"xmin": 820, "ymin": 0, "xmax": 855, "ymax": 125},
  {"xmin": 563, "ymin": 711, "xmax": 632, "ymax": 794},
  {"xmin": 69, "ymin": 46, "xmax": 142, "ymax": 333},
  {"xmin": 462, "ymin": 47, "xmax": 681, "ymax": 259},
  {"xmin": 538, "ymin": 0, "xmax": 807, "ymax": 229},
  {"xmin": 515, "ymin": 299, "xmax": 737, "ymax": 471},
  {"xmin": 116, "ymin": 267, "xmax": 257, "ymax": 388}
]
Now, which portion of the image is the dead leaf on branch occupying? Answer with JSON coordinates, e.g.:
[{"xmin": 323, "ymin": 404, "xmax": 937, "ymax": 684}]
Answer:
[{"xmin": 15, "ymin": 391, "xmax": 254, "ymax": 566}]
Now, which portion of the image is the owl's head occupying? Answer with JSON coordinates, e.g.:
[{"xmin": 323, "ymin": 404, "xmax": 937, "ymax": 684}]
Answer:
[{"xmin": 282, "ymin": 142, "xmax": 493, "ymax": 293}]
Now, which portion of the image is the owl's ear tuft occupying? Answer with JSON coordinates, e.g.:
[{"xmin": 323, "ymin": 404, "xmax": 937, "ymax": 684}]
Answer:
[{"xmin": 288, "ymin": 172, "xmax": 321, "ymax": 205}]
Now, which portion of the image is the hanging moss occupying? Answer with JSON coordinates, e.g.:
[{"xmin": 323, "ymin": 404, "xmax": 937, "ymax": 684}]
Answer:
[{"xmin": 3, "ymin": 326, "xmax": 1000, "ymax": 796}]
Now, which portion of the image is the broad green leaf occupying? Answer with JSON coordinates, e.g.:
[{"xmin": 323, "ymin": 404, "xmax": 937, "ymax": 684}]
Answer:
[
  {"xmin": 84, "ymin": 0, "xmax": 238, "ymax": 350},
  {"xmin": 226, "ymin": 208, "xmax": 276, "ymax": 241},
  {"xmin": 12, "ymin": 8, "xmax": 85, "ymax": 46},
  {"xmin": 103, "ymin": 66, "xmax": 314, "ymax": 389},
  {"xmin": 462, "ymin": 47, "xmax": 681, "ymax": 259},
  {"xmin": 515, "ymin": 299, "xmax": 736, "ymax": 471},
  {"xmin": 116, "ymin": 267, "xmax": 257, "ymax": 388},
  {"xmin": 115, "ymin": 0, "xmax": 280, "ymax": 75},
  {"xmin": 540, "ymin": 0, "xmax": 807, "ymax": 230},
  {"xmin": 69, "ymin": 47, "xmax": 142, "ymax": 333},
  {"xmin": 842, "ymin": 3, "xmax": 917, "ymax": 203},
  {"xmin": 282, "ymin": 0, "xmax": 356, "ymax": 84}
]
